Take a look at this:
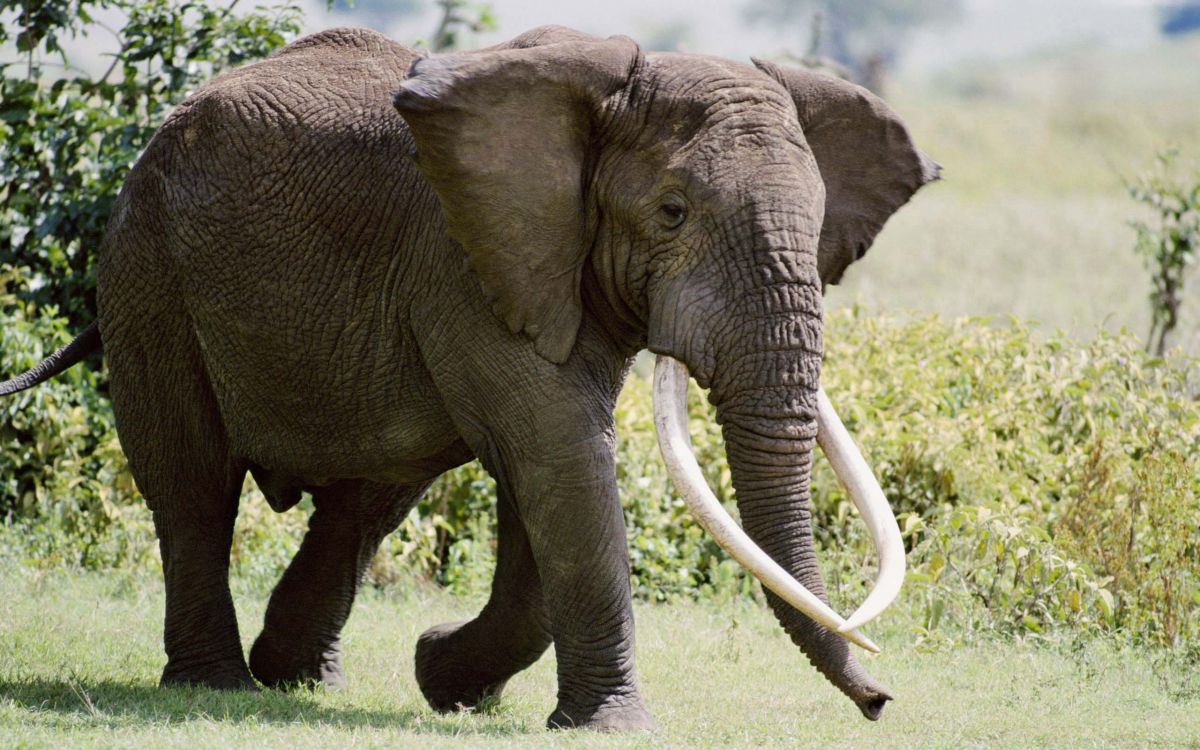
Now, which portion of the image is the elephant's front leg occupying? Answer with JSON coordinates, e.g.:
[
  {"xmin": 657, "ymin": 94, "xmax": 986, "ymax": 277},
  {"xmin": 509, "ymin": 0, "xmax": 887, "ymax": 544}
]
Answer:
[
  {"xmin": 418, "ymin": 430, "xmax": 651, "ymax": 729},
  {"xmin": 509, "ymin": 435, "xmax": 653, "ymax": 731},
  {"xmin": 414, "ymin": 483, "xmax": 553, "ymax": 710},
  {"xmin": 249, "ymin": 479, "xmax": 426, "ymax": 688}
]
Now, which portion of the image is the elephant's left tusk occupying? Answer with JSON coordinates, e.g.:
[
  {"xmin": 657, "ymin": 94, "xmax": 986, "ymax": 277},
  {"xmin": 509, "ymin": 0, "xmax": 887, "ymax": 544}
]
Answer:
[
  {"xmin": 652, "ymin": 355, "xmax": 881, "ymax": 654},
  {"xmin": 815, "ymin": 388, "xmax": 906, "ymax": 633}
]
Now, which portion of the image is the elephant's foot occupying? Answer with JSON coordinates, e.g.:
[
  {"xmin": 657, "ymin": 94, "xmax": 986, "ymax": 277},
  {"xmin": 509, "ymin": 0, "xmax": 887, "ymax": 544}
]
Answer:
[
  {"xmin": 160, "ymin": 660, "xmax": 257, "ymax": 691},
  {"xmin": 248, "ymin": 634, "xmax": 344, "ymax": 690},
  {"xmin": 414, "ymin": 620, "xmax": 516, "ymax": 712},
  {"xmin": 547, "ymin": 697, "xmax": 657, "ymax": 732}
]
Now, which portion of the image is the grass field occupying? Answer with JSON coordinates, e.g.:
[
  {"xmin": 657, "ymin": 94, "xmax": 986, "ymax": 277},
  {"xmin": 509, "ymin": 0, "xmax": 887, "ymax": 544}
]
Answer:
[
  {"xmin": 1, "ymin": 567, "xmax": 1197, "ymax": 750},
  {"xmin": 826, "ymin": 37, "xmax": 1200, "ymax": 355}
]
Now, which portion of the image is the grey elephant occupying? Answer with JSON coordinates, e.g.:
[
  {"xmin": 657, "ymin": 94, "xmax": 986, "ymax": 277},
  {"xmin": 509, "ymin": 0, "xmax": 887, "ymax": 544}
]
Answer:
[{"xmin": 0, "ymin": 25, "xmax": 936, "ymax": 731}]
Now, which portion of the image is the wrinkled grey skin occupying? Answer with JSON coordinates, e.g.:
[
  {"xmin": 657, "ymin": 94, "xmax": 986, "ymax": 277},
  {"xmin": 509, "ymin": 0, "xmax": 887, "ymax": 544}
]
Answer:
[{"xmin": 49, "ymin": 25, "xmax": 935, "ymax": 731}]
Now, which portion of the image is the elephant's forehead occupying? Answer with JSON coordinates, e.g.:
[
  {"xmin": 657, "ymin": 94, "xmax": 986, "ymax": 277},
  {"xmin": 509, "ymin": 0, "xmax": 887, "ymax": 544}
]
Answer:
[
  {"xmin": 629, "ymin": 53, "xmax": 805, "ymax": 163},
  {"xmin": 641, "ymin": 52, "xmax": 796, "ymax": 117}
]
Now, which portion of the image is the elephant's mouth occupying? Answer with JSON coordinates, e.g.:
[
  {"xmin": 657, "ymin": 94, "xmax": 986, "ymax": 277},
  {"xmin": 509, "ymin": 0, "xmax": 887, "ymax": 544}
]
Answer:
[{"xmin": 650, "ymin": 355, "xmax": 905, "ymax": 652}]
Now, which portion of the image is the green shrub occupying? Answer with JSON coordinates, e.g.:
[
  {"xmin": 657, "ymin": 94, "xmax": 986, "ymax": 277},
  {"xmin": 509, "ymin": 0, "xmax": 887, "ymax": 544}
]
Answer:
[
  {"xmin": 0, "ymin": 265, "xmax": 147, "ymax": 568},
  {"xmin": 1126, "ymin": 150, "xmax": 1200, "ymax": 356},
  {"xmin": 2, "ymin": 297, "xmax": 1197, "ymax": 649},
  {"xmin": 370, "ymin": 462, "xmax": 499, "ymax": 595},
  {"xmin": 814, "ymin": 309, "xmax": 1199, "ymax": 647},
  {"xmin": 1, "ymin": 0, "xmax": 305, "ymax": 330},
  {"xmin": 1054, "ymin": 439, "xmax": 1199, "ymax": 646}
]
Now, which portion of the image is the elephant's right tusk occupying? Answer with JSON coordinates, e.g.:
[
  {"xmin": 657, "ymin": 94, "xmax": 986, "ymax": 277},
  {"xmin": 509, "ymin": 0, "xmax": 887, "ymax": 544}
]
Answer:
[
  {"xmin": 652, "ymin": 355, "xmax": 880, "ymax": 654},
  {"xmin": 815, "ymin": 389, "xmax": 905, "ymax": 633}
]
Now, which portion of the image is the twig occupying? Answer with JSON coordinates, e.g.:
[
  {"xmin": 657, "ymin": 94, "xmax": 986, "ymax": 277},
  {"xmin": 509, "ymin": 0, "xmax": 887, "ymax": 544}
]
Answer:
[{"xmin": 67, "ymin": 677, "xmax": 100, "ymax": 718}]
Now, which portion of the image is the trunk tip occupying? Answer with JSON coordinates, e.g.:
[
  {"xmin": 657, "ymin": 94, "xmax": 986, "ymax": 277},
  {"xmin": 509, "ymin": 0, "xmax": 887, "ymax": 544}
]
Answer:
[{"xmin": 856, "ymin": 691, "xmax": 892, "ymax": 721}]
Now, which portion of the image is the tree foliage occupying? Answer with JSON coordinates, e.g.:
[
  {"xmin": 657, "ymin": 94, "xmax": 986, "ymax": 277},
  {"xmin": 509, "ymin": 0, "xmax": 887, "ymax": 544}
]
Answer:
[
  {"xmin": 425, "ymin": 0, "xmax": 496, "ymax": 52},
  {"xmin": 0, "ymin": 0, "xmax": 306, "ymax": 331},
  {"xmin": 745, "ymin": 0, "xmax": 961, "ymax": 86}
]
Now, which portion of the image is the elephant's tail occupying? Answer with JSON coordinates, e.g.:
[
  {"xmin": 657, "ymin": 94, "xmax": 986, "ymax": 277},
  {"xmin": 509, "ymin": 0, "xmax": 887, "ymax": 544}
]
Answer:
[{"xmin": 0, "ymin": 321, "xmax": 103, "ymax": 396}]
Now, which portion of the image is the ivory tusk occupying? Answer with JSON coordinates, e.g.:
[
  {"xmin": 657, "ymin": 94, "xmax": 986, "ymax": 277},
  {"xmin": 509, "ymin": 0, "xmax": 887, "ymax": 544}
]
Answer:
[
  {"xmin": 815, "ymin": 388, "xmax": 906, "ymax": 633},
  {"xmin": 652, "ymin": 355, "xmax": 880, "ymax": 654}
]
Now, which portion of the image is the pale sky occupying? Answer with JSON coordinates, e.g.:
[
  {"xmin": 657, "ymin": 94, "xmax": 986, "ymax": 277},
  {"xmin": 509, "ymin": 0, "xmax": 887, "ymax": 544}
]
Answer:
[
  {"xmin": 314, "ymin": 0, "xmax": 1163, "ymax": 74},
  {"xmin": 1, "ymin": 0, "xmax": 1168, "ymax": 79}
]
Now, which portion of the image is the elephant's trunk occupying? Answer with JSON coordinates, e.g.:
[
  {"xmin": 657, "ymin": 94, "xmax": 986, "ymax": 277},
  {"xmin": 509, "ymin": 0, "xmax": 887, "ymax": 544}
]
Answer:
[
  {"xmin": 720, "ymin": 378, "xmax": 892, "ymax": 719},
  {"xmin": 652, "ymin": 354, "xmax": 896, "ymax": 720}
]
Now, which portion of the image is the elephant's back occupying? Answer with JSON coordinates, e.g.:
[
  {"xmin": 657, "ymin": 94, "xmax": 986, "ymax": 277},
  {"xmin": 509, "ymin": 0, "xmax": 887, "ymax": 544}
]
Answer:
[
  {"xmin": 158, "ymin": 27, "xmax": 421, "ymax": 197},
  {"xmin": 98, "ymin": 27, "xmax": 459, "ymax": 476},
  {"xmin": 136, "ymin": 24, "xmax": 439, "ymax": 344},
  {"xmin": 133, "ymin": 26, "xmax": 431, "ymax": 282},
  {"xmin": 171, "ymin": 27, "xmax": 418, "ymax": 137}
]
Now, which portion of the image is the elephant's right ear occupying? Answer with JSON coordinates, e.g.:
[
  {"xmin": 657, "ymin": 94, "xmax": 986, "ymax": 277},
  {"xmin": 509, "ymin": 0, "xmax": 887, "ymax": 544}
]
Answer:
[
  {"xmin": 394, "ymin": 37, "xmax": 640, "ymax": 364},
  {"xmin": 752, "ymin": 58, "xmax": 940, "ymax": 286}
]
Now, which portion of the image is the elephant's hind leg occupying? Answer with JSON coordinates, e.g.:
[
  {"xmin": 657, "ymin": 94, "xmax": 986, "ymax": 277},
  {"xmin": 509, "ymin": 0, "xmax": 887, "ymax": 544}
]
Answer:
[
  {"xmin": 249, "ymin": 479, "xmax": 426, "ymax": 689},
  {"xmin": 106, "ymin": 321, "xmax": 252, "ymax": 690},
  {"xmin": 152, "ymin": 471, "xmax": 251, "ymax": 690},
  {"xmin": 415, "ymin": 484, "xmax": 553, "ymax": 710}
]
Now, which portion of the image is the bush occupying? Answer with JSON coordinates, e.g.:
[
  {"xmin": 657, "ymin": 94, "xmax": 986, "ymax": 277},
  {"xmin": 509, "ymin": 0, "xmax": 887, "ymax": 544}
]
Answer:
[
  {"xmin": 2, "ymin": 293, "xmax": 1197, "ymax": 648},
  {"xmin": 1, "ymin": 0, "xmax": 305, "ymax": 330},
  {"xmin": 814, "ymin": 309, "xmax": 1199, "ymax": 648},
  {"xmin": 0, "ymin": 265, "xmax": 145, "ymax": 567}
]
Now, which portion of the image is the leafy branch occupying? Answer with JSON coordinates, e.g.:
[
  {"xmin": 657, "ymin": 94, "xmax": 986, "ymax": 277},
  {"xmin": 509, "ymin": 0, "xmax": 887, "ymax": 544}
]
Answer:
[
  {"xmin": 427, "ymin": 0, "xmax": 496, "ymax": 52},
  {"xmin": 0, "ymin": 0, "xmax": 305, "ymax": 330},
  {"xmin": 1126, "ymin": 150, "xmax": 1200, "ymax": 356}
]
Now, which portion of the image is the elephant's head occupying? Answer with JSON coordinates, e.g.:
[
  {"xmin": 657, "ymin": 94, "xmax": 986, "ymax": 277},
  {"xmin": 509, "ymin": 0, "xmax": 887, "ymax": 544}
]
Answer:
[{"xmin": 394, "ymin": 26, "xmax": 937, "ymax": 720}]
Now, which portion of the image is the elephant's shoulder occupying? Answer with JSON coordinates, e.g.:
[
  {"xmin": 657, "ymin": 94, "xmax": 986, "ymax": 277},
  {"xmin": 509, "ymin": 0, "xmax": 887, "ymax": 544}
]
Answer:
[
  {"xmin": 275, "ymin": 27, "xmax": 415, "ymax": 61},
  {"xmin": 181, "ymin": 27, "xmax": 414, "ymax": 106}
]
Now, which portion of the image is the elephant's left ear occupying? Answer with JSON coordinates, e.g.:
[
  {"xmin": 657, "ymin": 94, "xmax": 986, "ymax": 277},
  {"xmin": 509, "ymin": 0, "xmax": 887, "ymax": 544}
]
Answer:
[
  {"xmin": 395, "ymin": 37, "xmax": 640, "ymax": 364},
  {"xmin": 752, "ymin": 58, "xmax": 941, "ymax": 285}
]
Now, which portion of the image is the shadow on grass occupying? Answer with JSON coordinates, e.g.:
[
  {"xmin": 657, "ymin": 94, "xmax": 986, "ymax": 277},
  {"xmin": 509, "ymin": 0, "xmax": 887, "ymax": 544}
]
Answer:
[{"xmin": 0, "ymin": 677, "xmax": 529, "ymax": 735}]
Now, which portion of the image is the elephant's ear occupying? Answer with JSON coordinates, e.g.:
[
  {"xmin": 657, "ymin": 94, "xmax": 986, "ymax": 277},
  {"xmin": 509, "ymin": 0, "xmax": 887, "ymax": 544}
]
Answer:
[
  {"xmin": 752, "ymin": 59, "xmax": 941, "ymax": 285},
  {"xmin": 394, "ymin": 37, "xmax": 640, "ymax": 364}
]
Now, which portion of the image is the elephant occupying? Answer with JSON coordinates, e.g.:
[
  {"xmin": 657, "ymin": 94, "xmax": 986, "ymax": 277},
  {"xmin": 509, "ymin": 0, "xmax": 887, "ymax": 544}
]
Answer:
[{"xmin": 0, "ymin": 25, "xmax": 937, "ymax": 731}]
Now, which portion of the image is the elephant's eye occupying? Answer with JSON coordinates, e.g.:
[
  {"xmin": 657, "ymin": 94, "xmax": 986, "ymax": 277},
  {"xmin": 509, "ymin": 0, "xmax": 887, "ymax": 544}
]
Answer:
[{"xmin": 658, "ymin": 195, "xmax": 687, "ymax": 231}]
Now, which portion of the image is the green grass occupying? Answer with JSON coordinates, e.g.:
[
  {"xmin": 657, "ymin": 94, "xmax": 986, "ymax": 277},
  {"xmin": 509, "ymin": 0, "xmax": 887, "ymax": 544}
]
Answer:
[{"xmin": 1, "ymin": 567, "xmax": 1197, "ymax": 749}]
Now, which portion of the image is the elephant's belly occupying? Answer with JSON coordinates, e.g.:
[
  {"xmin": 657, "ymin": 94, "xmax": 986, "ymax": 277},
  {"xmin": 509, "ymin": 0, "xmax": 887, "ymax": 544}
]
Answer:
[
  {"xmin": 232, "ymin": 397, "xmax": 471, "ymax": 485},
  {"xmin": 199, "ymin": 327, "xmax": 471, "ymax": 486},
  {"xmin": 226, "ymin": 393, "xmax": 473, "ymax": 487},
  {"xmin": 248, "ymin": 434, "xmax": 474, "ymax": 512}
]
